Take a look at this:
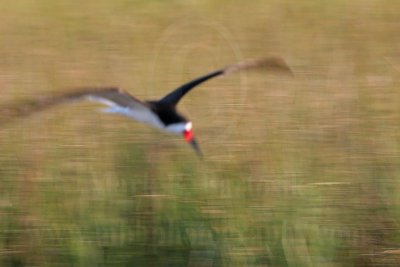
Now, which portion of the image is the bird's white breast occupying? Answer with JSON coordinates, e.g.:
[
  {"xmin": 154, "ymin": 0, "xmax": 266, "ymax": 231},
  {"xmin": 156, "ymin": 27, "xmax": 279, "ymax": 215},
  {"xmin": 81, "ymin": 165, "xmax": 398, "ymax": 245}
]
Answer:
[
  {"xmin": 88, "ymin": 95, "xmax": 192, "ymax": 135},
  {"xmin": 102, "ymin": 105, "xmax": 165, "ymax": 130}
]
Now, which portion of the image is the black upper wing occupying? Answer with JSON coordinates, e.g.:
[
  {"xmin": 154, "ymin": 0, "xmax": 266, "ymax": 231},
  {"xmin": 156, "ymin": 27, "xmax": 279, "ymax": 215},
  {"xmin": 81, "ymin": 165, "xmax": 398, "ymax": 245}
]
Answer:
[
  {"xmin": 158, "ymin": 57, "xmax": 293, "ymax": 106},
  {"xmin": 158, "ymin": 70, "xmax": 223, "ymax": 106}
]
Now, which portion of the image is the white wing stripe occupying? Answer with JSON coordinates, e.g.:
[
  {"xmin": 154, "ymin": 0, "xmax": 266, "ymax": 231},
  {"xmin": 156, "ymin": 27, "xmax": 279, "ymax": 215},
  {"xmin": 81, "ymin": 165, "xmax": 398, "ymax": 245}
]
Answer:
[
  {"xmin": 86, "ymin": 95, "xmax": 120, "ymax": 107},
  {"xmin": 89, "ymin": 97, "xmax": 165, "ymax": 130}
]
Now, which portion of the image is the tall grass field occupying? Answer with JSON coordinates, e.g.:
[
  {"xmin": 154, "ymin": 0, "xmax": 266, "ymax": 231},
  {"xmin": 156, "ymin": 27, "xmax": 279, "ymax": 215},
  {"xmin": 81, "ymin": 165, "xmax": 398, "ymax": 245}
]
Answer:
[{"xmin": 1, "ymin": 1, "xmax": 400, "ymax": 266}]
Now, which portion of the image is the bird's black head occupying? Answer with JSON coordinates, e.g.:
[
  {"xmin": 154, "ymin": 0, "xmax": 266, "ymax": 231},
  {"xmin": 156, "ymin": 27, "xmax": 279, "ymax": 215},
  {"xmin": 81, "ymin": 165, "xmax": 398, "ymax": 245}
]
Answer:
[{"xmin": 149, "ymin": 101, "xmax": 203, "ymax": 157}]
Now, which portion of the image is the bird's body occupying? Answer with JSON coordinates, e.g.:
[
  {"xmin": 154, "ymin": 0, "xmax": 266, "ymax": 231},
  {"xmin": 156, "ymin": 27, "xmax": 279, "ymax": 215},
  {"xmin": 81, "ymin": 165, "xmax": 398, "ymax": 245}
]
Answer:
[{"xmin": 1, "ymin": 57, "xmax": 292, "ymax": 156}]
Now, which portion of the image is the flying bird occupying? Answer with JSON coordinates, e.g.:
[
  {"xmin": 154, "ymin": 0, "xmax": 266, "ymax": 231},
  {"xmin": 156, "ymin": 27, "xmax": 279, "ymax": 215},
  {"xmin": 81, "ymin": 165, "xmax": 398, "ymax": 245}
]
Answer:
[{"xmin": 1, "ymin": 57, "xmax": 292, "ymax": 157}]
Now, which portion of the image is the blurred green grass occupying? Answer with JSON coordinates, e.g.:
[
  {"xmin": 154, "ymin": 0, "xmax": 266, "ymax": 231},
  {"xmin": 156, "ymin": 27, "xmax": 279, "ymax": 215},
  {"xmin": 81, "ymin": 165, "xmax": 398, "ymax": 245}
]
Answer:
[{"xmin": 1, "ymin": 0, "xmax": 400, "ymax": 266}]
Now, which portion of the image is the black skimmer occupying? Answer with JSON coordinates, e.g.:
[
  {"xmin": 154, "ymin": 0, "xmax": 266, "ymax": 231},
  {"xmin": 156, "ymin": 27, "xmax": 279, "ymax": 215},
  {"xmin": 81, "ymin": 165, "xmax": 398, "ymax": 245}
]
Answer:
[{"xmin": 2, "ymin": 57, "xmax": 292, "ymax": 157}]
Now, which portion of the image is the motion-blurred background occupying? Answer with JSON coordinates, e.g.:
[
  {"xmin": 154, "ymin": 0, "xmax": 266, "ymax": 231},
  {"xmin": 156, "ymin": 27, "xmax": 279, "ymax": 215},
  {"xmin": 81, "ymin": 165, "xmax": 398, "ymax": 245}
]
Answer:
[{"xmin": 1, "ymin": 1, "xmax": 400, "ymax": 266}]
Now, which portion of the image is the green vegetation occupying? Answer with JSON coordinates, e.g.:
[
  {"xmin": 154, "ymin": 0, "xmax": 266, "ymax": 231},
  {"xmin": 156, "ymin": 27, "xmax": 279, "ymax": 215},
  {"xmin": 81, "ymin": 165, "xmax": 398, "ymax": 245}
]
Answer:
[{"xmin": 1, "ymin": 0, "xmax": 400, "ymax": 266}]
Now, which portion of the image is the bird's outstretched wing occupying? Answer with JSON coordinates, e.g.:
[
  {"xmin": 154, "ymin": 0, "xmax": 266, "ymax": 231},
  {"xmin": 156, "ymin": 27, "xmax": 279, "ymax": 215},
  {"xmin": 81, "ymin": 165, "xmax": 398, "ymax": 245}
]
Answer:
[
  {"xmin": 158, "ymin": 57, "xmax": 293, "ymax": 106},
  {"xmin": 0, "ymin": 87, "xmax": 152, "ymax": 124}
]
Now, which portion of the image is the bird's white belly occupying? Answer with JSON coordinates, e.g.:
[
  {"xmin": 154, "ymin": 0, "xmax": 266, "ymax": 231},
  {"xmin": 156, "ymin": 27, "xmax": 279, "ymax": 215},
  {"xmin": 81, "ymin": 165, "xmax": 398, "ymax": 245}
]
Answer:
[
  {"xmin": 165, "ymin": 122, "xmax": 187, "ymax": 134},
  {"xmin": 93, "ymin": 98, "xmax": 188, "ymax": 135},
  {"xmin": 102, "ymin": 105, "xmax": 165, "ymax": 130}
]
